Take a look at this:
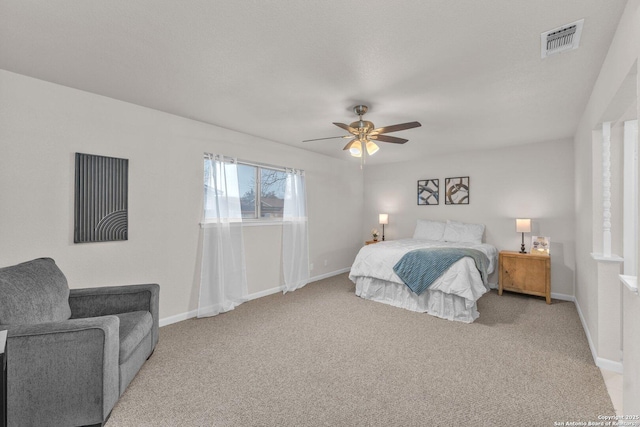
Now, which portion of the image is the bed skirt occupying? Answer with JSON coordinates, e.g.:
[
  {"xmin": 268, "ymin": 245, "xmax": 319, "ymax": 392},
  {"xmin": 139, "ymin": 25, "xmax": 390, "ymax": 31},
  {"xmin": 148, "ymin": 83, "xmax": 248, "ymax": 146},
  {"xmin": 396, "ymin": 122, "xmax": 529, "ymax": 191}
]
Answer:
[{"xmin": 353, "ymin": 276, "xmax": 480, "ymax": 323}]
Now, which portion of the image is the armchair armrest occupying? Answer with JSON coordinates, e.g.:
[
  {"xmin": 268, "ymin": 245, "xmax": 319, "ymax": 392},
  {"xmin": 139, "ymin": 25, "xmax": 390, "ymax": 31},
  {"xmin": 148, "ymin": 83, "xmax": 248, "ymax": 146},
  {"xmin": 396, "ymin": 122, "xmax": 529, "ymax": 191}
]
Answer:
[
  {"xmin": 69, "ymin": 283, "xmax": 160, "ymax": 348},
  {"xmin": 2, "ymin": 317, "xmax": 119, "ymax": 426}
]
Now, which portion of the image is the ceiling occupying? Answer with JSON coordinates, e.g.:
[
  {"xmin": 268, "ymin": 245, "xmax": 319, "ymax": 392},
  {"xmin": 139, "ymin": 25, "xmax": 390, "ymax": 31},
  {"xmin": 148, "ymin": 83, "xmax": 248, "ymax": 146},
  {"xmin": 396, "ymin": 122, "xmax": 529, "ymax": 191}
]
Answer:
[{"xmin": 0, "ymin": 1, "xmax": 628, "ymax": 165}]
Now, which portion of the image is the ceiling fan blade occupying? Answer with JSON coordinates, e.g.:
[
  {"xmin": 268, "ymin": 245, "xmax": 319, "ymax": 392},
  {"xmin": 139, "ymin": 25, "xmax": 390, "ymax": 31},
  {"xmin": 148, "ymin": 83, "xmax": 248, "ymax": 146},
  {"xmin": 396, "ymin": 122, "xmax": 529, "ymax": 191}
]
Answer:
[
  {"xmin": 333, "ymin": 122, "xmax": 358, "ymax": 134},
  {"xmin": 369, "ymin": 134, "xmax": 408, "ymax": 144},
  {"xmin": 371, "ymin": 121, "xmax": 422, "ymax": 135},
  {"xmin": 302, "ymin": 135, "xmax": 350, "ymax": 142},
  {"xmin": 342, "ymin": 138, "xmax": 358, "ymax": 150}
]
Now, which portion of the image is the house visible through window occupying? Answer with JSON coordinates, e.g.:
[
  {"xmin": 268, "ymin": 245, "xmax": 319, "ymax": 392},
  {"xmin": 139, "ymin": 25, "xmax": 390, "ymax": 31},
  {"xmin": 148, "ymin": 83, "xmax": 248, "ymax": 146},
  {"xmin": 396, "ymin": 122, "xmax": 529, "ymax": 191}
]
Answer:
[{"xmin": 237, "ymin": 163, "xmax": 287, "ymax": 219}]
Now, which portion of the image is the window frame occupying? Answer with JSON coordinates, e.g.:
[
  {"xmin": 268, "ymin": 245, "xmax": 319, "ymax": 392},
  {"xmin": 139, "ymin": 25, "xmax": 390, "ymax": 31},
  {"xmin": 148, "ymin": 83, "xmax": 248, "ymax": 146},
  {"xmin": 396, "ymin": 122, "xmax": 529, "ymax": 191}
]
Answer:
[{"xmin": 237, "ymin": 161, "xmax": 288, "ymax": 223}]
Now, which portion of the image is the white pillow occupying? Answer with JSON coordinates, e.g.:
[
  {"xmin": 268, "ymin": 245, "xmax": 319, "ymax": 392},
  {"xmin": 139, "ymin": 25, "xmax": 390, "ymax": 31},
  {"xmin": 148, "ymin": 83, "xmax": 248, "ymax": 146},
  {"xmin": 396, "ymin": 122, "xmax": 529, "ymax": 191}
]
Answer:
[
  {"xmin": 442, "ymin": 220, "xmax": 485, "ymax": 244},
  {"xmin": 413, "ymin": 219, "xmax": 446, "ymax": 241}
]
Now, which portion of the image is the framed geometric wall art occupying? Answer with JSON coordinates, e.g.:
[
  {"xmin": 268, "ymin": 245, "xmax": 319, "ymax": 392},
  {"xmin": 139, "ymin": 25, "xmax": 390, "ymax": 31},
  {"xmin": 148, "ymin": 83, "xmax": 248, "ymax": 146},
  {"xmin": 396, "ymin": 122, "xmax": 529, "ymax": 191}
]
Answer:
[
  {"xmin": 417, "ymin": 179, "xmax": 439, "ymax": 205},
  {"xmin": 74, "ymin": 153, "xmax": 129, "ymax": 243},
  {"xmin": 444, "ymin": 176, "xmax": 469, "ymax": 205}
]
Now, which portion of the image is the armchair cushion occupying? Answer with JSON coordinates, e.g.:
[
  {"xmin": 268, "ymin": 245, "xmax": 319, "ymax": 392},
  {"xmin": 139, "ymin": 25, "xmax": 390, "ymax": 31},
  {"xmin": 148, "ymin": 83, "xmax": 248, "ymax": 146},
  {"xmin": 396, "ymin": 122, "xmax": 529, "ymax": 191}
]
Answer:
[
  {"xmin": 0, "ymin": 258, "xmax": 71, "ymax": 325},
  {"xmin": 115, "ymin": 310, "xmax": 152, "ymax": 362},
  {"xmin": 69, "ymin": 283, "xmax": 160, "ymax": 349}
]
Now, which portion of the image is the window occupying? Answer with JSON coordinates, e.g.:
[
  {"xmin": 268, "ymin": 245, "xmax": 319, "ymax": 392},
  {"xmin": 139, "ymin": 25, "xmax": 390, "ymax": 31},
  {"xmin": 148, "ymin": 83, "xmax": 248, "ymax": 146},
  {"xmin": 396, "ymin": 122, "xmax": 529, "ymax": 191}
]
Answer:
[{"xmin": 237, "ymin": 163, "xmax": 287, "ymax": 220}]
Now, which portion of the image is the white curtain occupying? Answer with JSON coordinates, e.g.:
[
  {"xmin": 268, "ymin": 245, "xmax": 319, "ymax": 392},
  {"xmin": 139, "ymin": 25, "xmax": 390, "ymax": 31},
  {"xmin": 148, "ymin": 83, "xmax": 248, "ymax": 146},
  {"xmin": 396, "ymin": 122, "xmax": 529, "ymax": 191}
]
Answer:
[
  {"xmin": 282, "ymin": 169, "xmax": 310, "ymax": 293},
  {"xmin": 198, "ymin": 154, "xmax": 248, "ymax": 317}
]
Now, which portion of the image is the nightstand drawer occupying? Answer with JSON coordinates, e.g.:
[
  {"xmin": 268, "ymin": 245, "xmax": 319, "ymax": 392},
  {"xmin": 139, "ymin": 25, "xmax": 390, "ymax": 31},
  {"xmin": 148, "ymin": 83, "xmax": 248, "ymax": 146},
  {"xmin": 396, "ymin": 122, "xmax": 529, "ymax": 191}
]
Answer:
[{"xmin": 501, "ymin": 255, "xmax": 547, "ymax": 292}]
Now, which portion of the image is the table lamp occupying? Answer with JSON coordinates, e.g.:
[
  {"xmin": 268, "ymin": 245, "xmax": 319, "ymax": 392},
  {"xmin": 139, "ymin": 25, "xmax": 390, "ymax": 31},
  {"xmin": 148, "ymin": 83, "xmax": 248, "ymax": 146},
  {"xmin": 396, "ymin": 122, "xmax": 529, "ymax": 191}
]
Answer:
[
  {"xmin": 379, "ymin": 214, "xmax": 389, "ymax": 241},
  {"xmin": 516, "ymin": 218, "xmax": 531, "ymax": 253}
]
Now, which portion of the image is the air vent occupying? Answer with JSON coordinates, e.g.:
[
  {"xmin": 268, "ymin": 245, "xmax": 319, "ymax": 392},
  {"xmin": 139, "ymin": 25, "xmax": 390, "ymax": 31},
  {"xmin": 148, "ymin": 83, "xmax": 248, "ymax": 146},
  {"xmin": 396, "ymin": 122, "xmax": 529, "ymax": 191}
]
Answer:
[{"xmin": 541, "ymin": 19, "xmax": 584, "ymax": 58}]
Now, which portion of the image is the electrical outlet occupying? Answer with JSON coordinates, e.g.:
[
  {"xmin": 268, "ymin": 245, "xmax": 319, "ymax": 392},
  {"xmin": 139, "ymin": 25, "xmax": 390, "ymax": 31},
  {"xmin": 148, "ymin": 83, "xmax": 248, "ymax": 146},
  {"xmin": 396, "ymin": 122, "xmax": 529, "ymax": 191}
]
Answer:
[
  {"xmin": 310, "ymin": 263, "xmax": 314, "ymax": 270},
  {"xmin": 324, "ymin": 260, "xmax": 328, "ymax": 267}
]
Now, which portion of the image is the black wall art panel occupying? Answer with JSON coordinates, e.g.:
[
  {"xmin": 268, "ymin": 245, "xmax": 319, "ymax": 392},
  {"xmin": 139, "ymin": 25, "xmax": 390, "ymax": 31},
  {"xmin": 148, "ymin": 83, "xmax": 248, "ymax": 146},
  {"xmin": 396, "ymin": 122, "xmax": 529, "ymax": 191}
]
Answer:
[{"xmin": 74, "ymin": 153, "xmax": 128, "ymax": 243}]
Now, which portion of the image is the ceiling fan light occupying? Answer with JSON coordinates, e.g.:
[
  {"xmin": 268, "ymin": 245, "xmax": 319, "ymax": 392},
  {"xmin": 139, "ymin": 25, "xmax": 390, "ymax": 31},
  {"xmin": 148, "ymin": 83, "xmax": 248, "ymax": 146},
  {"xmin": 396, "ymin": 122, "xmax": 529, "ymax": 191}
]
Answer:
[
  {"xmin": 365, "ymin": 140, "xmax": 379, "ymax": 155},
  {"xmin": 349, "ymin": 140, "xmax": 362, "ymax": 157},
  {"xmin": 306, "ymin": 105, "xmax": 420, "ymax": 158}
]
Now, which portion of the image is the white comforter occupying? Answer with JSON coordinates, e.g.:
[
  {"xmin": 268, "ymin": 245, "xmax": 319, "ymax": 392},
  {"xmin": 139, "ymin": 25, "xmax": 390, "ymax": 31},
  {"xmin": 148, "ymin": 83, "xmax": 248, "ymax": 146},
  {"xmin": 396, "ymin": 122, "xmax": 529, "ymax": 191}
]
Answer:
[{"xmin": 349, "ymin": 239, "xmax": 498, "ymax": 309}]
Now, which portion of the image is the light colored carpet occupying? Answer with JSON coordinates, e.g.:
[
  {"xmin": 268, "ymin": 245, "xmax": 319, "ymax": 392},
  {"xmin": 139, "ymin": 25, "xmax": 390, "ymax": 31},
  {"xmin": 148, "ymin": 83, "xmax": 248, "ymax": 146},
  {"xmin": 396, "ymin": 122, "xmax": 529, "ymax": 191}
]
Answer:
[{"xmin": 106, "ymin": 274, "xmax": 614, "ymax": 426}]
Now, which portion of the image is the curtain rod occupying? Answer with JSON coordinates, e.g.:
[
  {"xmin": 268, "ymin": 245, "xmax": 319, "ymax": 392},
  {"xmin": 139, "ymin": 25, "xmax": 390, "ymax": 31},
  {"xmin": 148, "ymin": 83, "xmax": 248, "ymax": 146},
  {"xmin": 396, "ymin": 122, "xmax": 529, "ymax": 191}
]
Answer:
[{"xmin": 203, "ymin": 153, "xmax": 304, "ymax": 174}]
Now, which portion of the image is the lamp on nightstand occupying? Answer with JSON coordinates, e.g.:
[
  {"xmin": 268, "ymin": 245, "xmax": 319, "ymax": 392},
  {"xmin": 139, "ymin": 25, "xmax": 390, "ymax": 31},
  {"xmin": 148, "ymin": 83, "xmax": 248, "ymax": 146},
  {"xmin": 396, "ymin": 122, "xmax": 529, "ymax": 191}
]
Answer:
[
  {"xmin": 516, "ymin": 218, "xmax": 531, "ymax": 253},
  {"xmin": 379, "ymin": 214, "xmax": 389, "ymax": 241}
]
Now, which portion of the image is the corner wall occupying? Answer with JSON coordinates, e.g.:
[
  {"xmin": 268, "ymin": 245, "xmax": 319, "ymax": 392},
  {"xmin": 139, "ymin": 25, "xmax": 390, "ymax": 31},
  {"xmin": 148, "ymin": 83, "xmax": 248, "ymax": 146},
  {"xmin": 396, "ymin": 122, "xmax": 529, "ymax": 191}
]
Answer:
[
  {"xmin": 0, "ymin": 70, "xmax": 364, "ymax": 321},
  {"xmin": 573, "ymin": 0, "xmax": 640, "ymax": 414}
]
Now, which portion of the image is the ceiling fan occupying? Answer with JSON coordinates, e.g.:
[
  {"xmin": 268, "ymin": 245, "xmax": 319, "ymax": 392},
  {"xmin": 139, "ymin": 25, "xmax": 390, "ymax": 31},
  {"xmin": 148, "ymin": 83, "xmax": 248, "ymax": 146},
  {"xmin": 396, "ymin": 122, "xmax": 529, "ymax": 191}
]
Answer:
[{"xmin": 303, "ymin": 105, "xmax": 421, "ymax": 157}]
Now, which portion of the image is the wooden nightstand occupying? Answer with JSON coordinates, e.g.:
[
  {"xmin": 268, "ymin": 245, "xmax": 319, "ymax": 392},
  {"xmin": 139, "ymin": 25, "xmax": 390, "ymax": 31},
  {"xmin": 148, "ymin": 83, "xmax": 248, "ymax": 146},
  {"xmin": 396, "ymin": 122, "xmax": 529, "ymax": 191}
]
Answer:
[
  {"xmin": 498, "ymin": 251, "xmax": 551, "ymax": 304},
  {"xmin": 365, "ymin": 240, "xmax": 380, "ymax": 245}
]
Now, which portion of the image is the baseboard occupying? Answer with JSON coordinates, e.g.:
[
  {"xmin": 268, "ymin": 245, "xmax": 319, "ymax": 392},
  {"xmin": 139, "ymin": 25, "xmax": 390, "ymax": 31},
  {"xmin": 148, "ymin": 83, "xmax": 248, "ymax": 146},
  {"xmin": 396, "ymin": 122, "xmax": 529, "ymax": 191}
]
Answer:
[
  {"xmin": 159, "ymin": 309, "xmax": 198, "ymax": 327},
  {"xmin": 159, "ymin": 268, "xmax": 352, "ymax": 328},
  {"xmin": 574, "ymin": 298, "xmax": 623, "ymax": 374},
  {"xmin": 309, "ymin": 267, "xmax": 351, "ymax": 282},
  {"xmin": 245, "ymin": 268, "xmax": 351, "ymax": 300},
  {"xmin": 551, "ymin": 292, "xmax": 575, "ymax": 302},
  {"xmin": 247, "ymin": 286, "xmax": 283, "ymax": 300},
  {"xmin": 574, "ymin": 298, "xmax": 598, "ymax": 364},
  {"xmin": 596, "ymin": 357, "xmax": 624, "ymax": 374},
  {"xmin": 487, "ymin": 282, "xmax": 575, "ymax": 304}
]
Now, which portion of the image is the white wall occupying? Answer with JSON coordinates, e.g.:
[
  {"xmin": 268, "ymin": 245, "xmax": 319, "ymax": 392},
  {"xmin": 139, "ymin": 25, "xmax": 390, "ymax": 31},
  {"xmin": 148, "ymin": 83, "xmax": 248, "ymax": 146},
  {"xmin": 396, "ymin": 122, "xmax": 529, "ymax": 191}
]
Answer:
[
  {"xmin": 362, "ymin": 139, "xmax": 576, "ymax": 296},
  {"xmin": 573, "ymin": 0, "xmax": 640, "ymax": 414},
  {"xmin": 0, "ymin": 70, "xmax": 364, "ymax": 321}
]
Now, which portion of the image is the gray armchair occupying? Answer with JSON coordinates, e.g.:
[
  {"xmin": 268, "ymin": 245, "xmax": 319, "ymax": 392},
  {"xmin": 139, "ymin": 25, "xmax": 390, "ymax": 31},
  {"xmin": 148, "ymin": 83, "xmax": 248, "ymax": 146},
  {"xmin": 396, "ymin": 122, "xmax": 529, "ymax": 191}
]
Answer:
[{"xmin": 0, "ymin": 258, "xmax": 159, "ymax": 427}]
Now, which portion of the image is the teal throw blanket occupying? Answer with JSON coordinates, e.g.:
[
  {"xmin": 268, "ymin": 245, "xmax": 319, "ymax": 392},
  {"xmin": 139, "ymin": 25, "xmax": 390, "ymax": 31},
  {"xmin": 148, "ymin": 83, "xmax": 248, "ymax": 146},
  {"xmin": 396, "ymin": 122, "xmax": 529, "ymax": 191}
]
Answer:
[{"xmin": 393, "ymin": 248, "xmax": 489, "ymax": 295}]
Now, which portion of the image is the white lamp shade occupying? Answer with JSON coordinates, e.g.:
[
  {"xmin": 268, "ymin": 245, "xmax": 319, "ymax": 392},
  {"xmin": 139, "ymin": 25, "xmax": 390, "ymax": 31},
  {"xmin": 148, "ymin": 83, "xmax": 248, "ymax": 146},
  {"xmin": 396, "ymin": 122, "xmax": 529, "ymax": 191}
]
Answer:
[
  {"xmin": 349, "ymin": 140, "xmax": 362, "ymax": 157},
  {"xmin": 365, "ymin": 140, "xmax": 380, "ymax": 156},
  {"xmin": 516, "ymin": 218, "xmax": 531, "ymax": 233},
  {"xmin": 379, "ymin": 214, "xmax": 389, "ymax": 225},
  {"xmin": 350, "ymin": 139, "xmax": 379, "ymax": 157}
]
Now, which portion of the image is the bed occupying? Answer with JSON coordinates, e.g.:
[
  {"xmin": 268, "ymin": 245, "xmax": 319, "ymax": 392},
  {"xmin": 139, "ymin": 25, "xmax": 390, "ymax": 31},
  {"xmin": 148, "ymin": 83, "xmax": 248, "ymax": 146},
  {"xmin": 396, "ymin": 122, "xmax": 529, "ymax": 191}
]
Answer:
[{"xmin": 349, "ymin": 219, "xmax": 498, "ymax": 323}]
